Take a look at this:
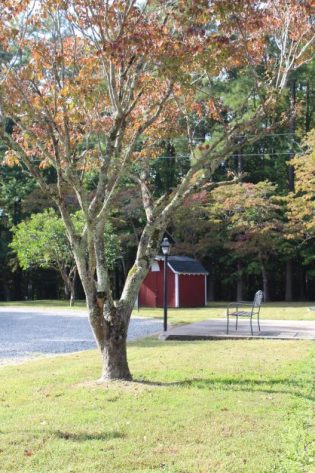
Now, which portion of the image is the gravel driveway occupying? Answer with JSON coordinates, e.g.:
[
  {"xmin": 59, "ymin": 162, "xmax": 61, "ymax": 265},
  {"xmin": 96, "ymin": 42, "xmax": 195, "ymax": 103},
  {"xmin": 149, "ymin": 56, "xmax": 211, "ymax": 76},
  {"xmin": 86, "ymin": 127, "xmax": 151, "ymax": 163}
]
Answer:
[{"xmin": 0, "ymin": 307, "xmax": 162, "ymax": 365}]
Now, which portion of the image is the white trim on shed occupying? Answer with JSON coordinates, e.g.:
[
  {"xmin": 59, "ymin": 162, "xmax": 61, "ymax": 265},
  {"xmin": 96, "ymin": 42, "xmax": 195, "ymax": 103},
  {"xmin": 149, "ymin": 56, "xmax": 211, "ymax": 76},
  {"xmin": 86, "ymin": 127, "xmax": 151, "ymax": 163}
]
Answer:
[{"xmin": 175, "ymin": 273, "xmax": 179, "ymax": 308}]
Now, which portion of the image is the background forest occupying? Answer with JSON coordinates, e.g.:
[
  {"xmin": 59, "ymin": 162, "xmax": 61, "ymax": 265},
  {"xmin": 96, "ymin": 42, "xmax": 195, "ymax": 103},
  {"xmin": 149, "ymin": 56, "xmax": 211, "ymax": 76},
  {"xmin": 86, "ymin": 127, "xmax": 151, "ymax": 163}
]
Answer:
[{"xmin": 0, "ymin": 35, "xmax": 314, "ymax": 304}]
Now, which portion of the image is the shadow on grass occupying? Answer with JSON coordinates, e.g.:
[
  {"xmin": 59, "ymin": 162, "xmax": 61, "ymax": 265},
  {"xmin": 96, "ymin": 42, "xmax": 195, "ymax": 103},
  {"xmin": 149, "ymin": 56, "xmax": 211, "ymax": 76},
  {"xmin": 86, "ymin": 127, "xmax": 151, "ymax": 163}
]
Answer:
[
  {"xmin": 53, "ymin": 430, "xmax": 124, "ymax": 442},
  {"xmin": 130, "ymin": 338, "xmax": 220, "ymax": 348},
  {"xmin": 133, "ymin": 377, "xmax": 314, "ymax": 402},
  {"xmin": 130, "ymin": 336, "xmax": 315, "ymax": 349}
]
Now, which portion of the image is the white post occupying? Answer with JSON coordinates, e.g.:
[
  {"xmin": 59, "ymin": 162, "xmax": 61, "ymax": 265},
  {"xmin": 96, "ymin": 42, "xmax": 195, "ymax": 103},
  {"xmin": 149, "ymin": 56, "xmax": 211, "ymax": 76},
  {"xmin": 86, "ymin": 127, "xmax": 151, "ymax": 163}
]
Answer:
[{"xmin": 175, "ymin": 273, "xmax": 179, "ymax": 308}]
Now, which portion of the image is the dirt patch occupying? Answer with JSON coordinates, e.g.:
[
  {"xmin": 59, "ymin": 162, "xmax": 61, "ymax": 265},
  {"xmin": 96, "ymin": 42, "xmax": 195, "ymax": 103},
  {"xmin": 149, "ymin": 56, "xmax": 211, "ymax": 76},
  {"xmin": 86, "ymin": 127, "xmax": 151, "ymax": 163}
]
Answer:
[{"xmin": 73, "ymin": 378, "xmax": 163, "ymax": 393}]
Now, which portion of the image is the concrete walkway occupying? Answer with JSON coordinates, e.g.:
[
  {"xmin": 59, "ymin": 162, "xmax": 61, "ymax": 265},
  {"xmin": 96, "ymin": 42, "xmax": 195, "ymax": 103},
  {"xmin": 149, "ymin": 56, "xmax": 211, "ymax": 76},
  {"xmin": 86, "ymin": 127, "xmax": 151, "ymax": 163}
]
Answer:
[{"xmin": 161, "ymin": 319, "xmax": 315, "ymax": 341}]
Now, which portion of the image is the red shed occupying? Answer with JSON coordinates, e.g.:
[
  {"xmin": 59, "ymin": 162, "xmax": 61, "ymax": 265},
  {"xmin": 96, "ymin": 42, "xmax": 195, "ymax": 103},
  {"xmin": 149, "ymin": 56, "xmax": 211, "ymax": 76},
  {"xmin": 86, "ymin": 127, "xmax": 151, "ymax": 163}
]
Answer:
[{"xmin": 139, "ymin": 256, "xmax": 208, "ymax": 308}]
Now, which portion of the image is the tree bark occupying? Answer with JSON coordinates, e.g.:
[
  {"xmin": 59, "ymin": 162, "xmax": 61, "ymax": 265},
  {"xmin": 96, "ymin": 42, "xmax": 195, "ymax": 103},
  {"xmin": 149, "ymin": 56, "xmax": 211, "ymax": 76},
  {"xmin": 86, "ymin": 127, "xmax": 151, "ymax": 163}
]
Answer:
[
  {"xmin": 285, "ymin": 260, "xmax": 293, "ymax": 302},
  {"xmin": 207, "ymin": 262, "xmax": 215, "ymax": 302},
  {"xmin": 261, "ymin": 263, "xmax": 269, "ymax": 302},
  {"xmin": 102, "ymin": 331, "xmax": 131, "ymax": 381},
  {"xmin": 298, "ymin": 265, "xmax": 306, "ymax": 300},
  {"xmin": 64, "ymin": 283, "xmax": 75, "ymax": 306},
  {"xmin": 4, "ymin": 283, "xmax": 11, "ymax": 301},
  {"xmin": 69, "ymin": 288, "xmax": 75, "ymax": 307},
  {"xmin": 27, "ymin": 280, "xmax": 33, "ymax": 300},
  {"xmin": 69, "ymin": 268, "xmax": 77, "ymax": 307},
  {"xmin": 64, "ymin": 283, "xmax": 70, "ymax": 300},
  {"xmin": 288, "ymin": 80, "xmax": 296, "ymax": 192},
  {"xmin": 68, "ymin": 225, "xmax": 139, "ymax": 381},
  {"xmin": 305, "ymin": 80, "xmax": 311, "ymax": 133},
  {"xmin": 236, "ymin": 261, "xmax": 243, "ymax": 301},
  {"xmin": 60, "ymin": 266, "xmax": 77, "ymax": 307},
  {"xmin": 88, "ymin": 302, "xmax": 132, "ymax": 381}
]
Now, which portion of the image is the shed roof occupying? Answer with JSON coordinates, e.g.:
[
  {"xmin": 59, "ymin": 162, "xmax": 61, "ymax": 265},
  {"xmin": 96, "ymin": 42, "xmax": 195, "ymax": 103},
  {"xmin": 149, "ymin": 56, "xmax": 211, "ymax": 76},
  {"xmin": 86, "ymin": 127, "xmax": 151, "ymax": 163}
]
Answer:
[{"xmin": 156, "ymin": 256, "xmax": 208, "ymax": 275}]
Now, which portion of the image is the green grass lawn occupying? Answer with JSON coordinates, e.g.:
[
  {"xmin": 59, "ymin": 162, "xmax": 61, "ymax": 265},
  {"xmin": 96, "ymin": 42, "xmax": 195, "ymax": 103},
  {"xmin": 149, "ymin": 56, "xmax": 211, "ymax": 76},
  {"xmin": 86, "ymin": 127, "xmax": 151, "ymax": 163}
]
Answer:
[
  {"xmin": 0, "ymin": 338, "xmax": 314, "ymax": 472},
  {"xmin": 135, "ymin": 302, "xmax": 315, "ymax": 325},
  {"xmin": 0, "ymin": 299, "xmax": 86, "ymax": 309},
  {"xmin": 0, "ymin": 300, "xmax": 314, "ymax": 325}
]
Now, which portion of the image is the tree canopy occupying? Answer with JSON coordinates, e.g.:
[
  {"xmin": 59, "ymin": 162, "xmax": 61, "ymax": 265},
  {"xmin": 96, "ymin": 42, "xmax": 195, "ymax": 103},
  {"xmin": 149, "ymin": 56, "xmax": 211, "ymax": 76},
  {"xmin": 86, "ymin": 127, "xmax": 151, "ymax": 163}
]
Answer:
[{"xmin": 0, "ymin": 0, "xmax": 314, "ymax": 380}]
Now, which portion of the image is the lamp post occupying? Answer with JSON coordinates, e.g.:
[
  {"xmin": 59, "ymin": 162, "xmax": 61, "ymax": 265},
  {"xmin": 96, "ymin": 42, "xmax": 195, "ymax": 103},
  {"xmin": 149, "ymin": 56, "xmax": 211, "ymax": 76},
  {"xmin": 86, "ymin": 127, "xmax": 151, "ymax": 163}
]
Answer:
[{"xmin": 161, "ymin": 237, "xmax": 171, "ymax": 332}]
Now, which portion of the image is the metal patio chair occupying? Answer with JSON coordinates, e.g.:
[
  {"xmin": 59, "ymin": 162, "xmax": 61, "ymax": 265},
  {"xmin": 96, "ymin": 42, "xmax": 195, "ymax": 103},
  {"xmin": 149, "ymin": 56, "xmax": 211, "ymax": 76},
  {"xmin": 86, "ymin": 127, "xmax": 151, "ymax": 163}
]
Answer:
[{"xmin": 226, "ymin": 290, "xmax": 264, "ymax": 335}]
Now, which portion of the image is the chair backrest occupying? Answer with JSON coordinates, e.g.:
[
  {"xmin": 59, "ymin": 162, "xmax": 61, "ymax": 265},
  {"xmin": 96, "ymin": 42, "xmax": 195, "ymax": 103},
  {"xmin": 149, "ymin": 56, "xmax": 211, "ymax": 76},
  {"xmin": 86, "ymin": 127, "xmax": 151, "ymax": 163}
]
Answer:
[{"xmin": 253, "ymin": 290, "xmax": 264, "ymax": 307}]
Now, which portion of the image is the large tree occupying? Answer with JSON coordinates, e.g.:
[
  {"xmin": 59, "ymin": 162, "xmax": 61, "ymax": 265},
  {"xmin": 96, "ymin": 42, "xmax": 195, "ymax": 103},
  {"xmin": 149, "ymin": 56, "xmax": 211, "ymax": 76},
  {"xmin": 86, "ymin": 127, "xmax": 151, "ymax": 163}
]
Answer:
[
  {"xmin": 206, "ymin": 181, "xmax": 286, "ymax": 301},
  {"xmin": 0, "ymin": 0, "xmax": 314, "ymax": 380},
  {"xmin": 286, "ymin": 129, "xmax": 315, "ymax": 279},
  {"xmin": 10, "ymin": 209, "xmax": 120, "ymax": 305},
  {"xmin": 11, "ymin": 209, "xmax": 79, "ymax": 304}
]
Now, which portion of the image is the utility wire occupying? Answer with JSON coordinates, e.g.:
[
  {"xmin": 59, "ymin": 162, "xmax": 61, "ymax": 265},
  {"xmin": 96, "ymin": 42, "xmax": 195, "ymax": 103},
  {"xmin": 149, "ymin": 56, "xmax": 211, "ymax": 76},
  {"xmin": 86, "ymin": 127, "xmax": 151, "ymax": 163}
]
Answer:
[
  {"xmin": 152, "ymin": 151, "xmax": 302, "ymax": 160},
  {"xmin": 187, "ymin": 133, "xmax": 300, "ymax": 141}
]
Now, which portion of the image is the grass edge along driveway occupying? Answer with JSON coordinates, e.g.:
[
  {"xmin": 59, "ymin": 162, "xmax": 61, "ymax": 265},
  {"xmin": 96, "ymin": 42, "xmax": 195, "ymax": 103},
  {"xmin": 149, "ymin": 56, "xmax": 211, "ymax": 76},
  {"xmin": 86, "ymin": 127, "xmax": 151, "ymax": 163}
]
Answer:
[
  {"xmin": 0, "ymin": 337, "xmax": 314, "ymax": 473},
  {"xmin": 0, "ymin": 300, "xmax": 314, "ymax": 326}
]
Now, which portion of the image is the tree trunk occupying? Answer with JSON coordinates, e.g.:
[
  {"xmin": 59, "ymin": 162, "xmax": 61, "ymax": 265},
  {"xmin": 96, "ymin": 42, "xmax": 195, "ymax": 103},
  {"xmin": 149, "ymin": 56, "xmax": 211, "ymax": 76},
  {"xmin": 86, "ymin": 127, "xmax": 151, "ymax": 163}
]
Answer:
[
  {"xmin": 64, "ymin": 283, "xmax": 70, "ymax": 300},
  {"xmin": 61, "ymin": 266, "xmax": 77, "ymax": 307},
  {"xmin": 4, "ymin": 283, "xmax": 11, "ymax": 301},
  {"xmin": 207, "ymin": 262, "xmax": 215, "ymax": 302},
  {"xmin": 288, "ymin": 79, "xmax": 296, "ymax": 192},
  {"xmin": 305, "ymin": 80, "xmax": 311, "ymax": 133},
  {"xmin": 69, "ymin": 269, "xmax": 77, "ymax": 307},
  {"xmin": 64, "ymin": 281, "xmax": 75, "ymax": 306},
  {"xmin": 69, "ymin": 290, "xmax": 75, "ymax": 307},
  {"xmin": 285, "ymin": 260, "xmax": 293, "ymax": 302},
  {"xmin": 71, "ymin": 236, "xmax": 141, "ymax": 381},
  {"xmin": 27, "ymin": 280, "xmax": 33, "ymax": 300},
  {"xmin": 88, "ymin": 302, "xmax": 132, "ymax": 381},
  {"xmin": 236, "ymin": 261, "xmax": 243, "ymax": 301},
  {"xmin": 102, "ymin": 335, "xmax": 131, "ymax": 381},
  {"xmin": 71, "ymin": 218, "xmax": 162, "ymax": 381},
  {"xmin": 298, "ymin": 264, "xmax": 306, "ymax": 300},
  {"xmin": 261, "ymin": 263, "xmax": 269, "ymax": 302}
]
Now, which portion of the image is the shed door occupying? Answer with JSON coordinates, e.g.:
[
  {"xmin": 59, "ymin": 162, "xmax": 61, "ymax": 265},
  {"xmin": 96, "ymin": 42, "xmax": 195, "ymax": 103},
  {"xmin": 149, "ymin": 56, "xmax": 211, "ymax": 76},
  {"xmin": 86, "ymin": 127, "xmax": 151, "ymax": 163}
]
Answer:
[{"xmin": 179, "ymin": 274, "xmax": 205, "ymax": 307}]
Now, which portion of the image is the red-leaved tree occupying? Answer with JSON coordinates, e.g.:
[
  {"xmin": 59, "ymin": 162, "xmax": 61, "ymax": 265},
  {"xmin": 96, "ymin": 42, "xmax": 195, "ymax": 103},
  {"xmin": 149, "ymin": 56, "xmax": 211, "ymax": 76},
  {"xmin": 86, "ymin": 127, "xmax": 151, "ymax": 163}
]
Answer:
[{"xmin": 0, "ymin": 0, "xmax": 314, "ymax": 380}]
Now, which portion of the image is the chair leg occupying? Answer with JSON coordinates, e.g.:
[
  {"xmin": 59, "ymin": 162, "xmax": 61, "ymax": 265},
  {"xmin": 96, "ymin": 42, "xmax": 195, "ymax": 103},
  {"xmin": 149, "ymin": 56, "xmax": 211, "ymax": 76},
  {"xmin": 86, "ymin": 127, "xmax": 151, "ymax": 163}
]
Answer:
[
  {"xmin": 235, "ymin": 315, "xmax": 238, "ymax": 331},
  {"xmin": 250, "ymin": 317, "xmax": 253, "ymax": 336},
  {"xmin": 226, "ymin": 312, "xmax": 229, "ymax": 334}
]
